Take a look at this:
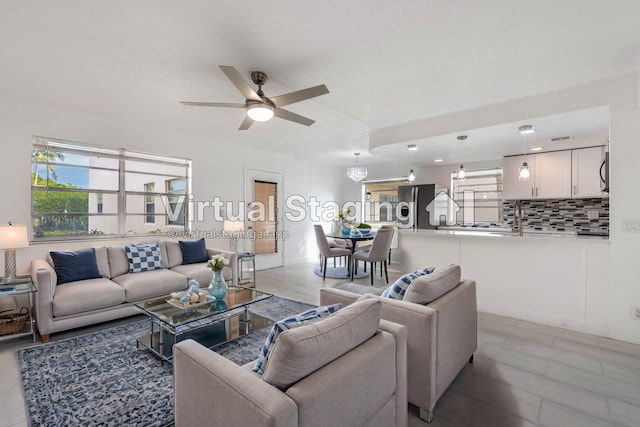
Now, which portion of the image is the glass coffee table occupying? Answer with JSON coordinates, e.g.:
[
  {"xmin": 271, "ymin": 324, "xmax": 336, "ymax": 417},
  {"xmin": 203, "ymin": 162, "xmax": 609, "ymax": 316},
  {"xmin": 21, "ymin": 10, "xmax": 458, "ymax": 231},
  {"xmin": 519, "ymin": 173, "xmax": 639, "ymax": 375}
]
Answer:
[{"xmin": 134, "ymin": 285, "xmax": 273, "ymax": 364}]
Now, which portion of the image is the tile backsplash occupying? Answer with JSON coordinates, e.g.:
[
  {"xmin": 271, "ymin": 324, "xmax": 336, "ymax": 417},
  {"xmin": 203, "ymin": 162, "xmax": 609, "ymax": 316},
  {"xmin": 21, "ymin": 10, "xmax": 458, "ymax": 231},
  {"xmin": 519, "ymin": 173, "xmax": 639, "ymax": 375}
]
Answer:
[{"xmin": 502, "ymin": 198, "xmax": 609, "ymax": 235}]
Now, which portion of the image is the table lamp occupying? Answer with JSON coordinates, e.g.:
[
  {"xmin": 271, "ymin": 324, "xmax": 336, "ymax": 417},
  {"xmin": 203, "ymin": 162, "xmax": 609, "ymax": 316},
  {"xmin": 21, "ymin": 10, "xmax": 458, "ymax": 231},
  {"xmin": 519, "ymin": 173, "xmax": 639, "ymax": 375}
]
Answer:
[
  {"xmin": 0, "ymin": 223, "xmax": 29, "ymax": 281},
  {"xmin": 223, "ymin": 220, "xmax": 245, "ymax": 253}
]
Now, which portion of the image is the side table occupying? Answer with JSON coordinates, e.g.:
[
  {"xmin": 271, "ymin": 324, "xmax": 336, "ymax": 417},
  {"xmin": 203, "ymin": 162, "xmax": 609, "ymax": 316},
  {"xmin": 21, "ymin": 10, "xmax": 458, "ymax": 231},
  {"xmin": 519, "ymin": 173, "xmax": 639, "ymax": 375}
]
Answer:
[
  {"xmin": 237, "ymin": 252, "xmax": 256, "ymax": 286},
  {"xmin": 0, "ymin": 276, "xmax": 37, "ymax": 343}
]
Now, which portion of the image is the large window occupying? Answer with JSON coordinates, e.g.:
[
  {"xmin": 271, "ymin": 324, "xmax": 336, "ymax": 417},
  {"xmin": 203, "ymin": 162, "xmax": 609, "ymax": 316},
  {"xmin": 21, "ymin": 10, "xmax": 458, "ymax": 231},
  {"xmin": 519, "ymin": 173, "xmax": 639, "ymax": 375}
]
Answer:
[
  {"xmin": 450, "ymin": 168, "xmax": 503, "ymax": 225},
  {"xmin": 31, "ymin": 137, "xmax": 191, "ymax": 241}
]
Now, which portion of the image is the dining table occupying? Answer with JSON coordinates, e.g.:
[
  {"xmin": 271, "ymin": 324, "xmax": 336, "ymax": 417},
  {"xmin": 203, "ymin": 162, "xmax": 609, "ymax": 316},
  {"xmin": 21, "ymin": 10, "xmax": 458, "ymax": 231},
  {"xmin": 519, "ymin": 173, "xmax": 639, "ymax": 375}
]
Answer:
[{"xmin": 325, "ymin": 230, "xmax": 376, "ymax": 254}]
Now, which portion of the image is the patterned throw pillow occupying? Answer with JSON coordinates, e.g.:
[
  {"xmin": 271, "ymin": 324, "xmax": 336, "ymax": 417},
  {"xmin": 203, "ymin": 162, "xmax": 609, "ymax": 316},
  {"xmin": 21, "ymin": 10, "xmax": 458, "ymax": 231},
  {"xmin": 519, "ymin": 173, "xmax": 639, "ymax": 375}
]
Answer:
[
  {"xmin": 382, "ymin": 267, "xmax": 434, "ymax": 300},
  {"xmin": 252, "ymin": 303, "xmax": 342, "ymax": 374},
  {"xmin": 124, "ymin": 242, "xmax": 164, "ymax": 273}
]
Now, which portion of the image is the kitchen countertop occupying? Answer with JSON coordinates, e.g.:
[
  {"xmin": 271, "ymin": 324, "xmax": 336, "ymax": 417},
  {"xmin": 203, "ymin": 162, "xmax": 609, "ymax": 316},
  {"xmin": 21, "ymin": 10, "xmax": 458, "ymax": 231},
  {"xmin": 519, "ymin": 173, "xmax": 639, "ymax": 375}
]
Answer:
[{"xmin": 398, "ymin": 227, "xmax": 610, "ymax": 241}]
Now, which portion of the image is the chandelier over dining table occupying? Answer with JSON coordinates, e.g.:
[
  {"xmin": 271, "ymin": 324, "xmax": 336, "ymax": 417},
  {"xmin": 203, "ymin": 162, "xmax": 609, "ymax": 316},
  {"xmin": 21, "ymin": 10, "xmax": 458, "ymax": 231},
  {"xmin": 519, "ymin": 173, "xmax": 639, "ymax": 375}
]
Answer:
[{"xmin": 347, "ymin": 152, "xmax": 367, "ymax": 182}]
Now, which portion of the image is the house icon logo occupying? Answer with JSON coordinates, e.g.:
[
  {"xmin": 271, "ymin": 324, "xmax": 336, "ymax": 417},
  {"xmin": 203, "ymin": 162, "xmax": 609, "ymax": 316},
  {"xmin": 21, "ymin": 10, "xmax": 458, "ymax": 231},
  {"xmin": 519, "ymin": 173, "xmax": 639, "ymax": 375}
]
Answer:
[{"xmin": 425, "ymin": 191, "xmax": 460, "ymax": 226}]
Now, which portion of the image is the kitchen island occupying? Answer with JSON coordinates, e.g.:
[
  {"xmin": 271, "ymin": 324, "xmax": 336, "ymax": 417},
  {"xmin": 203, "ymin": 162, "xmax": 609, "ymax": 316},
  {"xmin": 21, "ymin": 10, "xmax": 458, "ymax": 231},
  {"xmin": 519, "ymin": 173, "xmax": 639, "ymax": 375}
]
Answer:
[{"xmin": 398, "ymin": 229, "xmax": 609, "ymax": 336}]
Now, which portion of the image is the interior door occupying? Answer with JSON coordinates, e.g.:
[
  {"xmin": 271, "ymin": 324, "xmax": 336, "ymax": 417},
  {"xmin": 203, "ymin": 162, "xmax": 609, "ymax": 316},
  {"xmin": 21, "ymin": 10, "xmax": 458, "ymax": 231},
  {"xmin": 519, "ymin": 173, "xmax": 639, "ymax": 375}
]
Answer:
[{"xmin": 244, "ymin": 168, "xmax": 284, "ymax": 270}]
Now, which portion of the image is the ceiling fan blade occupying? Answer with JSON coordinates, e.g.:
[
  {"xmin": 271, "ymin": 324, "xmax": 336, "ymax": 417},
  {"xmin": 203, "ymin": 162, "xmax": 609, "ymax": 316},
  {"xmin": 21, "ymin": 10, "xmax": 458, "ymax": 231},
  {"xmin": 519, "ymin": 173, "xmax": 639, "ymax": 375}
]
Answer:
[
  {"xmin": 180, "ymin": 101, "xmax": 245, "ymax": 108},
  {"xmin": 270, "ymin": 84, "xmax": 329, "ymax": 108},
  {"xmin": 238, "ymin": 115, "xmax": 254, "ymax": 130},
  {"xmin": 219, "ymin": 65, "xmax": 261, "ymax": 102},
  {"xmin": 274, "ymin": 108, "xmax": 315, "ymax": 126}
]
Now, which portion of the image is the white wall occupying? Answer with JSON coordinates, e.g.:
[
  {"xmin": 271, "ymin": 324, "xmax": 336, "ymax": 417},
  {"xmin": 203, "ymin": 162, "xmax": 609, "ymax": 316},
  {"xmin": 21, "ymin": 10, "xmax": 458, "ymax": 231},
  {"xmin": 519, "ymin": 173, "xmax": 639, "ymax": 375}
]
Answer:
[{"xmin": 0, "ymin": 94, "xmax": 343, "ymax": 274}]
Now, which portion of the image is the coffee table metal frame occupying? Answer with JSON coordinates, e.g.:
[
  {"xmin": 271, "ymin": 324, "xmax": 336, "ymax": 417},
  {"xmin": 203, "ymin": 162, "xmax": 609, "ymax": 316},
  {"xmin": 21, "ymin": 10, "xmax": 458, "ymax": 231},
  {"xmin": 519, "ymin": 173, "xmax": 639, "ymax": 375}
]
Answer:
[{"xmin": 134, "ymin": 285, "xmax": 273, "ymax": 364}]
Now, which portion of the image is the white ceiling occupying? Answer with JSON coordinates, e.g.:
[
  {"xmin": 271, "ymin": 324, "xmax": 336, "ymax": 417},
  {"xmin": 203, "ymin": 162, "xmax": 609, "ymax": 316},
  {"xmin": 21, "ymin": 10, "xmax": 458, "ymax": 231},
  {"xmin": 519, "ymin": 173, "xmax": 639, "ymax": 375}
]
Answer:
[{"xmin": 0, "ymin": 1, "xmax": 637, "ymax": 167}]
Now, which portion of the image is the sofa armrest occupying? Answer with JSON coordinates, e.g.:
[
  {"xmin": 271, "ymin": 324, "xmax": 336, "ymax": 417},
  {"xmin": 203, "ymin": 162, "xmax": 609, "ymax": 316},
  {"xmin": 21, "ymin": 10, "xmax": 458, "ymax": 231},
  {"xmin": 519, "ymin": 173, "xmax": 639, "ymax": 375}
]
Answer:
[
  {"xmin": 379, "ymin": 319, "xmax": 408, "ymax": 427},
  {"xmin": 30, "ymin": 259, "xmax": 57, "ymax": 336},
  {"xmin": 319, "ymin": 287, "xmax": 361, "ymax": 307},
  {"xmin": 427, "ymin": 280, "xmax": 477, "ymax": 397},
  {"xmin": 174, "ymin": 339, "xmax": 297, "ymax": 427},
  {"xmin": 358, "ymin": 294, "xmax": 438, "ymax": 412},
  {"xmin": 207, "ymin": 248, "xmax": 238, "ymax": 285}
]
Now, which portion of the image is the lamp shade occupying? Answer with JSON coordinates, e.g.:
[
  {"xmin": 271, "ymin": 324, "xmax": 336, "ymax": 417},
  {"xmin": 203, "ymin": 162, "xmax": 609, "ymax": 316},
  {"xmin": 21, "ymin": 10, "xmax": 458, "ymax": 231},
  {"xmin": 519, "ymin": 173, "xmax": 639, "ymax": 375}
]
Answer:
[
  {"xmin": 223, "ymin": 220, "xmax": 245, "ymax": 233},
  {"xmin": 0, "ymin": 225, "xmax": 29, "ymax": 249}
]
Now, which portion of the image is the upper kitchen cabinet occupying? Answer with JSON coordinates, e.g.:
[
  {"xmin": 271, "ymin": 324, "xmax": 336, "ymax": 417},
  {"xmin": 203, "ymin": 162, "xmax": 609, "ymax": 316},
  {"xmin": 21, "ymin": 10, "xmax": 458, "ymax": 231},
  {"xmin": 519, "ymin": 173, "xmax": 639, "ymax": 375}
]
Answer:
[
  {"xmin": 571, "ymin": 146, "xmax": 607, "ymax": 198},
  {"xmin": 503, "ymin": 151, "xmax": 572, "ymax": 199},
  {"xmin": 534, "ymin": 150, "xmax": 572, "ymax": 198},
  {"xmin": 502, "ymin": 155, "xmax": 536, "ymax": 199}
]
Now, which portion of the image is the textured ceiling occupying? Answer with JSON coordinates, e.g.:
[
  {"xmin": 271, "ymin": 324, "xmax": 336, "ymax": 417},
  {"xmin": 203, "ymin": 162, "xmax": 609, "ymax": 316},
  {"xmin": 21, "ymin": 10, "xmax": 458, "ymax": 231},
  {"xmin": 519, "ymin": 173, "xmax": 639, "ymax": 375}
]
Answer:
[{"xmin": 0, "ymin": 1, "xmax": 637, "ymax": 166}]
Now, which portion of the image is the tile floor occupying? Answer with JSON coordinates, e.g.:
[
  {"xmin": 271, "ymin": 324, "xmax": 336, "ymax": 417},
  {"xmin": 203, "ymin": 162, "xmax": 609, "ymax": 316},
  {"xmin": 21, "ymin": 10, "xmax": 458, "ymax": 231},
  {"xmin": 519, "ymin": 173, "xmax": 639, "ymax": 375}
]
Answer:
[{"xmin": 1, "ymin": 259, "xmax": 639, "ymax": 426}]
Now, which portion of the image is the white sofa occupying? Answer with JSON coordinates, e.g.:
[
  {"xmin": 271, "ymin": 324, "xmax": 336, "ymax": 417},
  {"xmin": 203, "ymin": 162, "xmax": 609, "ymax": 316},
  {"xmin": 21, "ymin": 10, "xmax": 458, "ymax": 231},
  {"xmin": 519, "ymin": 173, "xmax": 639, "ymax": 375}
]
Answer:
[{"xmin": 30, "ymin": 240, "xmax": 237, "ymax": 342}]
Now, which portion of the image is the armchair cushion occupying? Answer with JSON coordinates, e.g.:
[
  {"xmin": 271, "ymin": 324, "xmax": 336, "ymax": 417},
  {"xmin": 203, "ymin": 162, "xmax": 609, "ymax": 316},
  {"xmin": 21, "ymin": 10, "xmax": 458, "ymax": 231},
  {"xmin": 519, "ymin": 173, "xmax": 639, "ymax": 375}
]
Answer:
[
  {"xmin": 262, "ymin": 298, "xmax": 381, "ymax": 389},
  {"xmin": 49, "ymin": 248, "xmax": 102, "ymax": 285},
  {"xmin": 404, "ymin": 263, "xmax": 461, "ymax": 304},
  {"xmin": 253, "ymin": 303, "xmax": 342, "ymax": 374},
  {"xmin": 179, "ymin": 238, "xmax": 209, "ymax": 264},
  {"xmin": 382, "ymin": 267, "xmax": 434, "ymax": 300}
]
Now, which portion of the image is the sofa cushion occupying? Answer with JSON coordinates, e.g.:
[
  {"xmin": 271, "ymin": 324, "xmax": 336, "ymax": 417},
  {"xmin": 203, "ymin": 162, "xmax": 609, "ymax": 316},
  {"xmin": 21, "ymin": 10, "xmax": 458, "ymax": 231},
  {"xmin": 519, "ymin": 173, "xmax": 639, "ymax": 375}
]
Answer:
[
  {"xmin": 49, "ymin": 248, "xmax": 102, "ymax": 285},
  {"xmin": 52, "ymin": 277, "xmax": 126, "ymax": 317},
  {"xmin": 252, "ymin": 303, "xmax": 342, "ymax": 374},
  {"xmin": 381, "ymin": 267, "xmax": 433, "ymax": 300},
  {"xmin": 262, "ymin": 298, "xmax": 381, "ymax": 389},
  {"xmin": 179, "ymin": 238, "xmax": 208, "ymax": 265},
  {"xmin": 111, "ymin": 268, "xmax": 187, "ymax": 302},
  {"xmin": 162, "ymin": 240, "xmax": 182, "ymax": 268},
  {"xmin": 334, "ymin": 282, "xmax": 385, "ymax": 296},
  {"xmin": 107, "ymin": 246, "xmax": 130, "ymax": 278},
  {"xmin": 169, "ymin": 264, "xmax": 210, "ymax": 286},
  {"xmin": 125, "ymin": 242, "xmax": 164, "ymax": 273},
  {"xmin": 403, "ymin": 263, "xmax": 461, "ymax": 305}
]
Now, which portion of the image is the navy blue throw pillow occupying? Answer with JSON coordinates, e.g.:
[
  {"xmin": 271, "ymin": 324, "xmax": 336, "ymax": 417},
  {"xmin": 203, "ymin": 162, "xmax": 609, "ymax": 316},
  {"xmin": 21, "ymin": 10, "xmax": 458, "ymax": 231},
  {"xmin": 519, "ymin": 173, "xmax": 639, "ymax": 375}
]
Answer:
[
  {"xmin": 50, "ymin": 248, "xmax": 102, "ymax": 285},
  {"xmin": 179, "ymin": 238, "xmax": 208, "ymax": 265}
]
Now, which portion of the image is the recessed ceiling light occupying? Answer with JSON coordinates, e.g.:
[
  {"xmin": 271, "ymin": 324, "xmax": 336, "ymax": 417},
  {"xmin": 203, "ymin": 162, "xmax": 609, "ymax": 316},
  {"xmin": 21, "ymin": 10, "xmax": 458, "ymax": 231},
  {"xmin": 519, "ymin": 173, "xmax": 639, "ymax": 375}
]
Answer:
[
  {"xmin": 434, "ymin": 158, "xmax": 443, "ymax": 163},
  {"xmin": 407, "ymin": 144, "xmax": 417, "ymax": 151},
  {"xmin": 530, "ymin": 147, "xmax": 543, "ymax": 152}
]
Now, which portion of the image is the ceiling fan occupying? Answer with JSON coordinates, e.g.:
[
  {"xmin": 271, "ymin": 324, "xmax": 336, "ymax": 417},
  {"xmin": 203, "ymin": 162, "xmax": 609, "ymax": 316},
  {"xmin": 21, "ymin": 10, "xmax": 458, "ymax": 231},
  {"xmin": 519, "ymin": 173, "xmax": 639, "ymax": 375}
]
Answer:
[{"xmin": 181, "ymin": 65, "xmax": 329, "ymax": 130}]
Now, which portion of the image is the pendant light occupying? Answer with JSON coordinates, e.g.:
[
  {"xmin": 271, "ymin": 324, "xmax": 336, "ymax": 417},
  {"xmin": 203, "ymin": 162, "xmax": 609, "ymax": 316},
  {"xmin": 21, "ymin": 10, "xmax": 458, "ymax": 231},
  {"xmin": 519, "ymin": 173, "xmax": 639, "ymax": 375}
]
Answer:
[
  {"xmin": 457, "ymin": 135, "xmax": 467, "ymax": 181},
  {"xmin": 347, "ymin": 152, "xmax": 367, "ymax": 182},
  {"xmin": 408, "ymin": 169, "xmax": 416, "ymax": 182},
  {"xmin": 518, "ymin": 125, "xmax": 534, "ymax": 180}
]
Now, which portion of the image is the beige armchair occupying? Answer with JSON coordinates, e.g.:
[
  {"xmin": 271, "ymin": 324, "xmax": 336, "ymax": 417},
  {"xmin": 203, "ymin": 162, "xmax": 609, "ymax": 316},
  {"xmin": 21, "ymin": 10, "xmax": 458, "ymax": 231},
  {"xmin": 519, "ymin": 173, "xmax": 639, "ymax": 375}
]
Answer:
[
  {"xmin": 174, "ymin": 299, "xmax": 408, "ymax": 427},
  {"xmin": 320, "ymin": 265, "xmax": 477, "ymax": 423}
]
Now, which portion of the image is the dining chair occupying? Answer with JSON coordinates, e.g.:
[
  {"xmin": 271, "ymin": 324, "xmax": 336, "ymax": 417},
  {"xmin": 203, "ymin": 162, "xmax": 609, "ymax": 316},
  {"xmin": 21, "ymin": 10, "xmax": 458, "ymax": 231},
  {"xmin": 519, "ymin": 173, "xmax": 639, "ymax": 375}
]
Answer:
[
  {"xmin": 314, "ymin": 225, "xmax": 352, "ymax": 279},
  {"xmin": 351, "ymin": 227, "xmax": 394, "ymax": 285}
]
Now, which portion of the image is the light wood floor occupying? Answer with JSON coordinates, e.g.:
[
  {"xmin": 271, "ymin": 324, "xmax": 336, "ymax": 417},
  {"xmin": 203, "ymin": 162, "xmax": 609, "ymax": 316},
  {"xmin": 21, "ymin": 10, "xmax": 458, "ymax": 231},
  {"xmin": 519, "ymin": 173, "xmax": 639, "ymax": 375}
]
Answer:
[{"xmin": 1, "ymin": 259, "xmax": 639, "ymax": 426}]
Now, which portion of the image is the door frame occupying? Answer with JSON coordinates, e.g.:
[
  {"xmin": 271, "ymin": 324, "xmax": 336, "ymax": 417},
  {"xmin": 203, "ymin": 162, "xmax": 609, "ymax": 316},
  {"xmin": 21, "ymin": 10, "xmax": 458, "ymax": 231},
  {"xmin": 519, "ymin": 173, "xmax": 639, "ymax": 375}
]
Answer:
[{"xmin": 244, "ymin": 167, "xmax": 284, "ymax": 270}]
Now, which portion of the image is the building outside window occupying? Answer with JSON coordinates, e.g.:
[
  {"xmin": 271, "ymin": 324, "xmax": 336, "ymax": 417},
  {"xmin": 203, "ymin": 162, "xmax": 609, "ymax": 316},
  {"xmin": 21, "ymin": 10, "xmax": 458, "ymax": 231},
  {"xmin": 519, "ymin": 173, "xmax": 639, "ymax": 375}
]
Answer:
[
  {"xmin": 31, "ymin": 137, "xmax": 191, "ymax": 241},
  {"xmin": 166, "ymin": 178, "xmax": 186, "ymax": 226},
  {"xmin": 144, "ymin": 183, "xmax": 155, "ymax": 224}
]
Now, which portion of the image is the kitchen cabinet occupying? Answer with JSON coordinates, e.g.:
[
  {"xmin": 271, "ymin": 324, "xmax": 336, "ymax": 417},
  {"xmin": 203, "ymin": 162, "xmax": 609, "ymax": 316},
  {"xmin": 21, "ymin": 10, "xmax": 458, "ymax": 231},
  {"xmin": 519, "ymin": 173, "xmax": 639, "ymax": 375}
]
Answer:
[
  {"xmin": 572, "ymin": 146, "xmax": 606, "ymax": 198},
  {"xmin": 503, "ymin": 151, "xmax": 572, "ymax": 199}
]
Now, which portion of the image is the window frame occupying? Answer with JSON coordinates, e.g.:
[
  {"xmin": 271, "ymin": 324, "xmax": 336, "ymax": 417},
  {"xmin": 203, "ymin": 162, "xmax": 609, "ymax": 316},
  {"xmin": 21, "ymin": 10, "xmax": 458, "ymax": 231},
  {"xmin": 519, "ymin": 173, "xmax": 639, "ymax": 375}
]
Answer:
[
  {"xmin": 450, "ymin": 167, "xmax": 503, "ymax": 225},
  {"xmin": 31, "ymin": 137, "xmax": 191, "ymax": 242}
]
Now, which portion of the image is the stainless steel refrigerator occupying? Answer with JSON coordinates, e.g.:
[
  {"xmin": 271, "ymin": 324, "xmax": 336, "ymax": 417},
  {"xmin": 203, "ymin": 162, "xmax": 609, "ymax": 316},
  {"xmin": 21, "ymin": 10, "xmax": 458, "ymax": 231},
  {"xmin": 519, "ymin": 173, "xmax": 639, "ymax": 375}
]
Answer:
[{"xmin": 397, "ymin": 184, "xmax": 448, "ymax": 230}]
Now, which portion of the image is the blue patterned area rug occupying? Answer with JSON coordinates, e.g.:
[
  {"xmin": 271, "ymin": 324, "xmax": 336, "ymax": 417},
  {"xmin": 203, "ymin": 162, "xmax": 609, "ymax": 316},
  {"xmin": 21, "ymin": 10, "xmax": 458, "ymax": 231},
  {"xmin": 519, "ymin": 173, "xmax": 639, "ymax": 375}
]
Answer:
[
  {"xmin": 313, "ymin": 266, "xmax": 368, "ymax": 279},
  {"xmin": 16, "ymin": 296, "xmax": 315, "ymax": 427}
]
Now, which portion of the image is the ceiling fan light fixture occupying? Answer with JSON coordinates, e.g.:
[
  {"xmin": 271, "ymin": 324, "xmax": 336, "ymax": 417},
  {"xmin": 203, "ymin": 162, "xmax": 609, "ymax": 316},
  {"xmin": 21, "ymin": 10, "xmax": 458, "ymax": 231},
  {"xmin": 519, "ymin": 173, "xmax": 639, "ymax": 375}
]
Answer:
[
  {"xmin": 347, "ymin": 152, "xmax": 367, "ymax": 182},
  {"xmin": 247, "ymin": 103, "xmax": 274, "ymax": 122}
]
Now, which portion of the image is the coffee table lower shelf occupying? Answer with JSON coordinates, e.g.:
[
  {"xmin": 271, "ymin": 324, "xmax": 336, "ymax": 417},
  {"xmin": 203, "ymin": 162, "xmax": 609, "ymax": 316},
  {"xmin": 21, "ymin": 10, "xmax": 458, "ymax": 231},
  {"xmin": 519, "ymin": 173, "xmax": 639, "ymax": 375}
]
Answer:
[{"xmin": 136, "ymin": 311, "xmax": 272, "ymax": 365}]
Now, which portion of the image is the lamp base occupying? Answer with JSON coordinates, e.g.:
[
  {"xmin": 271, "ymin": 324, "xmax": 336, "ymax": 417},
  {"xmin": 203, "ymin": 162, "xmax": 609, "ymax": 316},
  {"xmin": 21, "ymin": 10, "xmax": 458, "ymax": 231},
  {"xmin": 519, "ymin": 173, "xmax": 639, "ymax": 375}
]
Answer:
[{"xmin": 4, "ymin": 249, "xmax": 17, "ymax": 281}]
